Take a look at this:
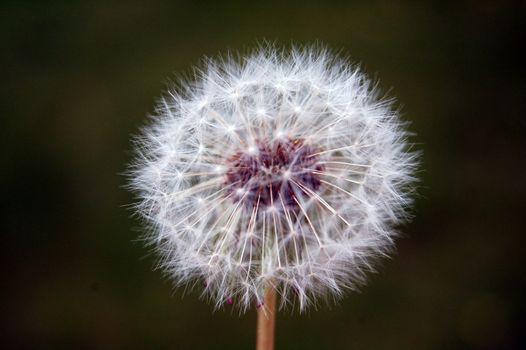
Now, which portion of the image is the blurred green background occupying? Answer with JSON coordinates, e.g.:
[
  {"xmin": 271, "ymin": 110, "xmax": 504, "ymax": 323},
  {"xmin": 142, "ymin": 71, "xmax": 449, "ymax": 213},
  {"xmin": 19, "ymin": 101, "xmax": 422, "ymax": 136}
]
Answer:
[{"xmin": 2, "ymin": 1, "xmax": 525, "ymax": 349}]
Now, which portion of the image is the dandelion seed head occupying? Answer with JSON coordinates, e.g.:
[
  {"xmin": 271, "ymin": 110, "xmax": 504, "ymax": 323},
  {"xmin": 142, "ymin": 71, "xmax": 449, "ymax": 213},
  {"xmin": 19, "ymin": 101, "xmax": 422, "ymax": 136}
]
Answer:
[{"xmin": 129, "ymin": 44, "xmax": 418, "ymax": 312}]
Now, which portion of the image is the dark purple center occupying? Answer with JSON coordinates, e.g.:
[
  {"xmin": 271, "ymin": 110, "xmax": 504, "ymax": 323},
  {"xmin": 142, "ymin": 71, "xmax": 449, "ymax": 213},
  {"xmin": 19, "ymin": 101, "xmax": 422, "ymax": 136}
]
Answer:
[{"xmin": 224, "ymin": 138, "xmax": 324, "ymax": 211}]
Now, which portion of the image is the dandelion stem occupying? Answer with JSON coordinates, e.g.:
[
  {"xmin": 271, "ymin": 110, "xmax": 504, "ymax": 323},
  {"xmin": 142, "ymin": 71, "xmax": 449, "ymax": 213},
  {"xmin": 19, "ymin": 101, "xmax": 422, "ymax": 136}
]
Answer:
[{"xmin": 256, "ymin": 285, "xmax": 277, "ymax": 350}]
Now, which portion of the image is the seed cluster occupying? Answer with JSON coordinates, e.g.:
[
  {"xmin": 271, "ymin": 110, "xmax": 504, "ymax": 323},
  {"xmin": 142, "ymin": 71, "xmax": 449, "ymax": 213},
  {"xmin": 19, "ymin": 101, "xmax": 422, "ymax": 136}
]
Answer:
[{"xmin": 224, "ymin": 138, "xmax": 324, "ymax": 211}]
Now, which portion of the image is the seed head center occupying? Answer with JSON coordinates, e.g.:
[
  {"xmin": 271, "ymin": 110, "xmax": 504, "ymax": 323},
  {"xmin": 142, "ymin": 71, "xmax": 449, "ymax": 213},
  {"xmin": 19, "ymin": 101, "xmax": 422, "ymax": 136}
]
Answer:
[{"xmin": 224, "ymin": 138, "xmax": 324, "ymax": 210}]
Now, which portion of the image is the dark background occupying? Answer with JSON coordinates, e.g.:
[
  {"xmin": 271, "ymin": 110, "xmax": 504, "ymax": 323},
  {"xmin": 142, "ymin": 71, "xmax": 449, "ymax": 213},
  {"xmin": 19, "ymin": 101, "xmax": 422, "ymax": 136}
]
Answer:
[{"xmin": 2, "ymin": 1, "xmax": 525, "ymax": 349}]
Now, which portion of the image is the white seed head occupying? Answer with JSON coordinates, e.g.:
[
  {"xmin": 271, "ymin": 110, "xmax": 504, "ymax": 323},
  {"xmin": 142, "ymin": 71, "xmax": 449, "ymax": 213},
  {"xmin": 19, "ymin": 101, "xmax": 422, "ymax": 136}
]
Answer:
[{"xmin": 129, "ymin": 45, "xmax": 418, "ymax": 312}]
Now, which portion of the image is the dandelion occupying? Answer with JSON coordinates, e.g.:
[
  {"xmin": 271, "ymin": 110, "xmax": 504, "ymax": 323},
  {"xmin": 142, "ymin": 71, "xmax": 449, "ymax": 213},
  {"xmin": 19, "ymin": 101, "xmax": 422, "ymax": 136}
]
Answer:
[{"xmin": 129, "ymin": 44, "xmax": 418, "ymax": 349}]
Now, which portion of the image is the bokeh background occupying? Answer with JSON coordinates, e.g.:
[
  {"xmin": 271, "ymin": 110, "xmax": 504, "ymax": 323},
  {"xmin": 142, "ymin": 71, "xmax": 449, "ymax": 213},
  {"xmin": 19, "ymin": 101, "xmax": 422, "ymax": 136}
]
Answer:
[{"xmin": 2, "ymin": 1, "xmax": 525, "ymax": 349}]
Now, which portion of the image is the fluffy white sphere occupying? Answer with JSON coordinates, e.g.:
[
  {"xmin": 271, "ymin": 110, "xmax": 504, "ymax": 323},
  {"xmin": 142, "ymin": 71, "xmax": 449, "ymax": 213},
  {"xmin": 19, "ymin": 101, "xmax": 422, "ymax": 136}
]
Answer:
[{"xmin": 130, "ymin": 45, "xmax": 418, "ymax": 311}]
